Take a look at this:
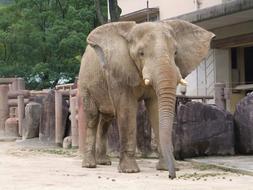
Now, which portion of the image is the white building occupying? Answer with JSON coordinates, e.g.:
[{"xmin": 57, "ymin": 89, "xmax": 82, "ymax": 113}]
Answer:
[
  {"xmin": 116, "ymin": 0, "xmax": 253, "ymax": 112},
  {"xmin": 119, "ymin": 0, "xmax": 224, "ymax": 20}
]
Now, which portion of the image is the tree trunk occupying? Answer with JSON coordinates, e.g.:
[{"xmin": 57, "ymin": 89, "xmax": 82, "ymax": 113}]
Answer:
[
  {"xmin": 94, "ymin": 0, "xmax": 105, "ymax": 25},
  {"xmin": 108, "ymin": 0, "xmax": 121, "ymax": 22}
]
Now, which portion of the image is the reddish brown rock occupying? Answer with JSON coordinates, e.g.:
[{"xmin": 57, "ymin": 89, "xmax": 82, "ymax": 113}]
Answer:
[
  {"xmin": 22, "ymin": 102, "xmax": 42, "ymax": 139},
  {"xmin": 5, "ymin": 118, "xmax": 19, "ymax": 137}
]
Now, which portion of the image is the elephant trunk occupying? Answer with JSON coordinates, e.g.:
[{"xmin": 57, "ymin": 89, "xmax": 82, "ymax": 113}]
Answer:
[{"xmin": 152, "ymin": 61, "xmax": 178, "ymax": 179}]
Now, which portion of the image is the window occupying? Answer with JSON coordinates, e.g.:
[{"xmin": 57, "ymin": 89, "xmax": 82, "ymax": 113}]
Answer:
[{"xmin": 231, "ymin": 48, "xmax": 237, "ymax": 69}]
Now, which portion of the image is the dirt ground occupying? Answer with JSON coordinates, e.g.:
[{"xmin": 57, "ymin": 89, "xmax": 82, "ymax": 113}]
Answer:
[{"xmin": 0, "ymin": 142, "xmax": 253, "ymax": 190}]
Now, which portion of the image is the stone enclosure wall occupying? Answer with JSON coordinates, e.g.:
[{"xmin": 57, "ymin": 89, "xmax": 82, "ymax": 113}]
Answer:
[
  {"xmin": 108, "ymin": 93, "xmax": 253, "ymax": 159},
  {"xmin": 0, "ymin": 78, "xmax": 252, "ymax": 160}
]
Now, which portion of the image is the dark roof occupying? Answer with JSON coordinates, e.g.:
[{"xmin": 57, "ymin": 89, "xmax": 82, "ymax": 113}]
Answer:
[
  {"xmin": 170, "ymin": 0, "xmax": 253, "ymax": 24},
  {"xmin": 120, "ymin": 8, "xmax": 159, "ymax": 23}
]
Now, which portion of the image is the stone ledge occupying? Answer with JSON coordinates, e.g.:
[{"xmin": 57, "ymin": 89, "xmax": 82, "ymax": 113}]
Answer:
[
  {"xmin": 0, "ymin": 136, "xmax": 21, "ymax": 142},
  {"xmin": 187, "ymin": 156, "xmax": 253, "ymax": 176}
]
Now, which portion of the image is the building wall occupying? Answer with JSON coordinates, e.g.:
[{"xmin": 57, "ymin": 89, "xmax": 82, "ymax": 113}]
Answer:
[
  {"xmin": 214, "ymin": 49, "xmax": 231, "ymax": 110},
  {"xmin": 182, "ymin": 49, "xmax": 216, "ymax": 100},
  {"xmin": 118, "ymin": 0, "xmax": 222, "ymax": 19},
  {"xmin": 196, "ymin": 49, "xmax": 216, "ymax": 97},
  {"xmin": 211, "ymin": 21, "xmax": 253, "ymax": 111}
]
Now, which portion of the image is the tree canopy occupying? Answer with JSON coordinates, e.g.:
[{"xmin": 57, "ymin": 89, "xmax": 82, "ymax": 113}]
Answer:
[{"xmin": 0, "ymin": 0, "xmax": 108, "ymax": 89}]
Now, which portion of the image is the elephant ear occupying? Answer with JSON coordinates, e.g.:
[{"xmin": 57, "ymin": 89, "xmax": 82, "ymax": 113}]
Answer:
[
  {"xmin": 87, "ymin": 21, "xmax": 141, "ymax": 87},
  {"xmin": 162, "ymin": 19, "xmax": 215, "ymax": 78}
]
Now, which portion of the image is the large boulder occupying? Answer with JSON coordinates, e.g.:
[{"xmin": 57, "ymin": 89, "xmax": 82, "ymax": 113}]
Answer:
[
  {"xmin": 63, "ymin": 136, "xmax": 72, "ymax": 149},
  {"xmin": 22, "ymin": 102, "xmax": 42, "ymax": 139},
  {"xmin": 234, "ymin": 92, "xmax": 253, "ymax": 154},
  {"xmin": 173, "ymin": 102, "xmax": 235, "ymax": 159}
]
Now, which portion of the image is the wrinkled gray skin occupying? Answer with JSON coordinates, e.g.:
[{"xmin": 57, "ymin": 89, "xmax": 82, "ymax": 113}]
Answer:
[{"xmin": 78, "ymin": 20, "xmax": 214, "ymax": 179}]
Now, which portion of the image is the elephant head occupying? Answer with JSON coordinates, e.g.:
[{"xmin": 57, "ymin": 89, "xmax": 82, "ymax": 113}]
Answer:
[{"xmin": 87, "ymin": 20, "xmax": 215, "ymax": 178}]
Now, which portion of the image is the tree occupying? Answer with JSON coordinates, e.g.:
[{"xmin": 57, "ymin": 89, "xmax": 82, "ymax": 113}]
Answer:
[
  {"xmin": 108, "ymin": 0, "xmax": 121, "ymax": 22},
  {"xmin": 94, "ymin": 0, "xmax": 121, "ymax": 24},
  {"xmin": 94, "ymin": 0, "xmax": 105, "ymax": 24},
  {"xmin": 0, "ymin": 0, "xmax": 107, "ymax": 89}
]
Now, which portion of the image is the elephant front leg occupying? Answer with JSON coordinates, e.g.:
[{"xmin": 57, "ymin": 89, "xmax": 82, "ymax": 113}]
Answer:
[{"xmin": 117, "ymin": 95, "xmax": 140, "ymax": 173}]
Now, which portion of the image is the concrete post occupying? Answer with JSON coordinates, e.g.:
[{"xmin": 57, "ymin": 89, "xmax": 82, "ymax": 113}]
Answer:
[
  {"xmin": 11, "ymin": 79, "xmax": 18, "ymax": 91},
  {"xmin": 18, "ymin": 95, "xmax": 25, "ymax": 136},
  {"xmin": 77, "ymin": 93, "xmax": 86, "ymax": 154},
  {"xmin": 8, "ymin": 99, "xmax": 29, "ymax": 107},
  {"xmin": 70, "ymin": 96, "xmax": 78, "ymax": 148},
  {"xmin": 55, "ymin": 90, "xmax": 63, "ymax": 146},
  {"xmin": 215, "ymin": 83, "xmax": 226, "ymax": 110},
  {"xmin": 0, "ymin": 85, "xmax": 9, "ymax": 136},
  {"xmin": 0, "ymin": 78, "xmax": 15, "ymax": 84},
  {"xmin": 17, "ymin": 78, "xmax": 25, "ymax": 90}
]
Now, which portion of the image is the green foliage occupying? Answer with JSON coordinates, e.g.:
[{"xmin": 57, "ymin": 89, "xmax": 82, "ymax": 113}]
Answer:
[{"xmin": 0, "ymin": 0, "xmax": 107, "ymax": 89}]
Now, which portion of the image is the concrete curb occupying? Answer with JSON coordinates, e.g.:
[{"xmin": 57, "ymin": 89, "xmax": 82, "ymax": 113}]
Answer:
[
  {"xmin": 0, "ymin": 136, "xmax": 21, "ymax": 142},
  {"xmin": 187, "ymin": 158, "xmax": 253, "ymax": 177}
]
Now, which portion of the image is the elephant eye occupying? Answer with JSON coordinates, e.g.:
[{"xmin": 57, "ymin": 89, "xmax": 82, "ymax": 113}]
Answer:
[{"xmin": 139, "ymin": 50, "xmax": 144, "ymax": 56}]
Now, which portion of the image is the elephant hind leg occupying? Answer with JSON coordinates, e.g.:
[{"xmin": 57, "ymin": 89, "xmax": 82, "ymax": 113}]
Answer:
[
  {"xmin": 82, "ymin": 91, "xmax": 99, "ymax": 168},
  {"xmin": 96, "ymin": 114, "xmax": 113, "ymax": 165}
]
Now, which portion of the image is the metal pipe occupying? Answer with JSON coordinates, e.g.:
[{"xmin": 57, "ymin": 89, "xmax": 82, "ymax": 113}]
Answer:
[
  {"xmin": 70, "ymin": 97, "xmax": 78, "ymax": 148},
  {"xmin": 0, "ymin": 85, "xmax": 9, "ymax": 135},
  {"xmin": 55, "ymin": 90, "xmax": 63, "ymax": 146},
  {"xmin": 18, "ymin": 95, "xmax": 25, "ymax": 136}
]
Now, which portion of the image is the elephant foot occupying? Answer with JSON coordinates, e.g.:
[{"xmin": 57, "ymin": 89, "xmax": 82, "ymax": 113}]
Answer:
[
  {"xmin": 82, "ymin": 153, "xmax": 96, "ymax": 168},
  {"xmin": 118, "ymin": 152, "xmax": 140, "ymax": 173},
  {"xmin": 156, "ymin": 158, "xmax": 179, "ymax": 171},
  {"xmin": 156, "ymin": 158, "xmax": 168, "ymax": 171},
  {"xmin": 96, "ymin": 155, "xmax": 112, "ymax": 165},
  {"xmin": 169, "ymin": 173, "xmax": 176, "ymax": 179}
]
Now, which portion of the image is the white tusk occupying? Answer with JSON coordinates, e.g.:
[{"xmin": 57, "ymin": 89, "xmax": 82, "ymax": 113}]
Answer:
[
  {"xmin": 180, "ymin": 79, "xmax": 187, "ymax": 86},
  {"xmin": 144, "ymin": 79, "xmax": 150, "ymax": 86}
]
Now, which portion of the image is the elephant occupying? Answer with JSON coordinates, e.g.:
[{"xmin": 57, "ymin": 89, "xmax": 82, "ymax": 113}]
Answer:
[{"xmin": 78, "ymin": 19, "xmax": 214, "ymax": 179}]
